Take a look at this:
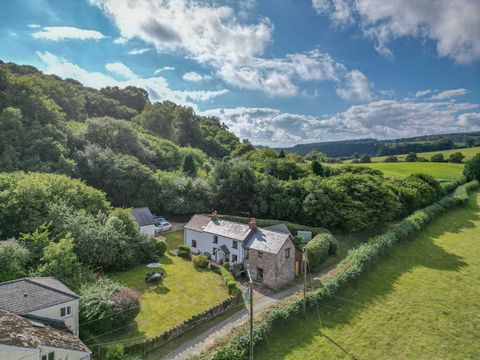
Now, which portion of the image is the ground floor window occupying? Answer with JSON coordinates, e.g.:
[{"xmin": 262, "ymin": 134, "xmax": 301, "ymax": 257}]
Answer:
[
  {"xmin": 192, "ymin": 239, "xmax": 197, "ymax": 248},
  {"xmin": 41, "ymin": 352, "xmax": 54, "ymax": 360},
  {"xmin": 213, "ymin": 247, "xmax": 217, "ymax": 255},
  {"xmin": 232, "ymin": 254, "xmax": 238, "ymax": 262},
  {"xmin": 257, "ymin": 267, "xmax": 264, "ymax": 281}
]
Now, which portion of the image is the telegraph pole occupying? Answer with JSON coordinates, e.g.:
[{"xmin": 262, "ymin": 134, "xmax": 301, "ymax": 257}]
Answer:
[
  {"xmin": 247, "ymin": 269, "xmax": 254, "ymax": 360},
  {"xmin": 303, "ymin": 248, "xmax": 307, "ymax": 318}
]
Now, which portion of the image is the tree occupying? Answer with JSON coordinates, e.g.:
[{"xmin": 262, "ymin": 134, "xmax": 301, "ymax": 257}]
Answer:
[
  {"xmin": 448, "ymin": 152, "xmax": 465, "ymax": 163},
  {"xmin": 405, "ymin": 152, "xmax": 417, "ymax": 162},
  {"xmin": 279, "ymin": 150, "xmax": 286, "ymax": 158},
  {"xmin": 430, "ymin": 153, "xmax": 446, "ymax": 162},
  {"xmin": 36, "ymin": 234, "xmax": 93, "ymax": 290},
  {"xmin": 466, "ymin": 138, "xmax": 475, "ymax": 147},
  {"xmin": 384, "ymin": 155, "xmax": 398, "ymax": 162},
  {"xmin": 359, "ymin": 154, "xmax": 371, "ymax": 163},
  {"xmin": 311, "ymin": 160, "xmax": 324, "ymax": 176},
  {"xmin": 182, "ymin": 154, "xmax": 197, "ymax": 177},
  {"xmin": 464, "ymin": 153, "xmax": 480, "ymax": 181},
  {"xmin": 0, "ymin": 239, "xmax": 31, "ymax": 281}
]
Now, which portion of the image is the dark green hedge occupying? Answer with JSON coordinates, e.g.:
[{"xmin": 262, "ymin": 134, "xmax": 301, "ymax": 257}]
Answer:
[{"xmin": 194, "ymin": 180, "xmax": 479, "ymax": 360}]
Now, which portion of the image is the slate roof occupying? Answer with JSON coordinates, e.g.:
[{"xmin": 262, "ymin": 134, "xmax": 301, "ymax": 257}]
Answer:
[
  {"xmin": 131, "ymin": 207, "xmax": 156, "ymax": 226},
  {"xmin": 0, "ymin": 277, "xmax": 79, "ymax": 315},
  {"xmin": 185, "ymin": 215, "xmax": 291, "ymax": 254},
  {"xmin": 243, "ymin": 228, "xmax": 291, "ymax": 254},
  {"xmin": 264, "ymin": 223, "xmax": 292, "ymax": 236},
  {"xmin": 184, "ymin": 214, "xmax": 211, "ymax": 232},
  {"xmin": 0, "ymin": 309, "xmax": 90, "ymax": 353}
]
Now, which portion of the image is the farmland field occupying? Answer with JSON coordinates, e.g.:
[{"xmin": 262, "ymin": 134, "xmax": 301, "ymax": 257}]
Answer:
[
  {"xmin": 370, "ymin": 146, "xmax": 480, "ymax": 163},
  {"xmin": 338, "ymin": 162, "xmax": 464, "ymax": 180},
  {"xmin": 256, "ymin": 192, "xmax": 480, "ymax": 359}
]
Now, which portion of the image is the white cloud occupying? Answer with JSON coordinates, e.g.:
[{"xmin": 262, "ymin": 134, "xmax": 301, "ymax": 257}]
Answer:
[
  {"xmin": 90, "ymin": 0, "xmax": 373, "ymax": 100},
  {"xmin": 313, "ymin": 0, "xmax": 480, "ymax": 63},
  {"xmin": 336, "ymin": 69, "xmax": 373, "ymax": 101},
  {"xmin": 431, "ymin": 88, "xmax": 469, "ymax": 100},
  {"xmin": 154, "ymin": 66, "xmax": 175, "ymax": 74},
  {"xmin": 182, "ymin": 71, "xmax": 212, "ymax": 82},
  {"xmin": 32, "ymin": 26, "xmax": 106, "ymax": 41},
  {"xmin": 114, "ymin": 36, "xmax": 128, "ymax": 44},
  {"xmin": 28, "ymin": 24, "xmax": 41, "ymax": 29},
  {"xmin": 128, "ymin": 48, "xmax": 150, "ymax": 55},
  {"xmin": 415, "ymin": 89, "xmax": 432, "ymax": 98},
  {"xmin": 105, "ymin": 62, "xmax": 137, "ymax": 80},
  {"xmin": 202, "ymin": 99, "xmax": 480, "ymax": 146},
  {"xmin": 37, "ymin": 51, "xmax": 228, "ymax": 109}
]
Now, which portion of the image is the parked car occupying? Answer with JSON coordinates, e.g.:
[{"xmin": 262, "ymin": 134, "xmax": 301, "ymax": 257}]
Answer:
[{"xmin": 155, "ymin": 220, "xmax": 172, "ymax": 232}]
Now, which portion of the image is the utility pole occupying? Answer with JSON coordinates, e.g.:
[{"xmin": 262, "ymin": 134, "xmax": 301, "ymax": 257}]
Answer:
[
  {"xmin": 246, "ymin": 269, "xmax": 254, "ymax": 360},
  {"xmin": 303, "ymin": 248, "xmax": 307, "ymax": 318}
]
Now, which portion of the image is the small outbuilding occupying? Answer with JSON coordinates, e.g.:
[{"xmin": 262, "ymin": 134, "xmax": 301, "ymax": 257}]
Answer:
[{"xmin": 131, "ymin": 207, "xmax": 157, "ymax": 236}]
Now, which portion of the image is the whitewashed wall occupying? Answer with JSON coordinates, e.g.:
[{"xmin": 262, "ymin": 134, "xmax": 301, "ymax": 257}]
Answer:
[
  {"xmin": 140, "ymin": 224, "xmax": 156, "ymax": 237},
  {"xmin": 28, "ymin": 299, "xmax": 79, "ymax": 336}
]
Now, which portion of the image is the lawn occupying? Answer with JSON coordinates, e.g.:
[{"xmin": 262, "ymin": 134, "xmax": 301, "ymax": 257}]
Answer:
[
  {"xmin": 256, "ymin": 192, "xmax": 480, "ymax": 359},
  {"xmin": 162, "ymin": 230, "xmax": 184, "ymax": 250},
  {"xmin": 100, "ymin": 236, "xmax": 229, "ymax": 342},
  {"xmin": 338, "ymin": 162, "xmax": 464, "ymax": 180},
  {"xmin": 370, "ymin": 146, "xmax": 480, "ymax": 163}
]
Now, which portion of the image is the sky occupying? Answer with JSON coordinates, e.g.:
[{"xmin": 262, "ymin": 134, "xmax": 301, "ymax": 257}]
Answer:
[{"xmin": 1, "ymin": 0, "xmax": 479, "ymax": 147}]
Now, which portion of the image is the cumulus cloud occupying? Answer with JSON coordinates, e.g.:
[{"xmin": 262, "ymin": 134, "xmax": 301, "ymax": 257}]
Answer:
[
  {"xmin": 154, "ymin": 66, "xmax": 175, "ymax": 74},
  {"xmin": 89, "ymin": 0, "xmax": 373, "ymax": 100},
  {"xmin": 313, "ymin": 0, "xmax": 480, "ymax": 63},
  {"xmin": 336, "ymin": 69, "xmax": 372, "ymax": 101},
  {"xmin": 127, "ymin": 48, "xmax": 150, "ymax": 55},
  {"xmin": 28, "ymin": 24, "xmax": 41, "ymax": 29},
  {"xmin": 431, "ymin": 88, "xmax": 469, "ymax": 100},
  {"xmin": 114, "ymin": 36, "xmax": 128, "ymax": 44},
  {"xmin": 32, "ymin": 26, "xmax": 106, "ymax": 41},
  {"xmin": 37, "ymin": 51, "xmax": 228, "ymax": 109},
  {"xmin": 202, "ymin": 99, "xmax": 480, "ymax": 146},
  {"xmin": 182, "ymin": 71, "xmax": 212, "ymax": 82}
]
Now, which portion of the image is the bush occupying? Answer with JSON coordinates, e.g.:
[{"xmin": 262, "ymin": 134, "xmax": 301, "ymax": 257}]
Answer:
[
  {"xmin": 223, "ymin": 262, "xmax": 230, "ymax": 271},
  {"xmin": 192, "ymin": 255, "xmax": 208, "ymax": 268},
  {"xmin": 226, "ymin": 280, "xmax": 237, "ymax": 295},
  {"xmin": 156, "ymin": 240, "xmax": 167, "ymax": 257},
  {"xmin": 109, "ymin": 287, "xmax": 140, "ymax": 327},
  {"xmin": 405, "ymin": 152, "xmax": 417, "ymax": 162},
  {"xmin": 177, "ymin": 244, "xmax": 191, "ymax": 259},
  {"xmin": 220, "ymin": 267, "xmax": 238, "ymax": 295},
  {"xmin": 327, "ymin": 234, "xmax": 338, "ymax": 254},
  {"xmin": 448, "ymin": 152, "xmax": 465, "ymax": 163},
  {"xmin": 464, "ymin": 153, "xmax": 480, "ymax": 181},
  {"xmin": 304, "ymin": 234, "xmax": 331, "ymax": 266},
  {"xmin": 384, "ymin": 155, "xmax": 398, "ymax": 162},
  {"xmin": 430, "ymin": 153, "xmax": 446, "ymax": 162}
]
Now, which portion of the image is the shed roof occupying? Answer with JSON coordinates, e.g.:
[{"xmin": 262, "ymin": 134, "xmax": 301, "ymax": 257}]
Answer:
[
  {"xmin": 0, "ymin": 309, "xmax": 90, "ymax": 353},
  {"xmin": 0, "ymin": 277, "xmax": 78, "ymax": 315},
  {"xmin": 131, "ymin": 207, "xmax": 156, "ymax": 226}
]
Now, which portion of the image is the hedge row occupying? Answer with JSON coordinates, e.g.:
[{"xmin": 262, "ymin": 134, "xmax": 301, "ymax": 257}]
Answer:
[
  {"xmin": 218, "ymin": 215, "xmax": 331, "ymax": 237},
  {"xmin": 442, "ymin": 176, "xmax": 467, "ymax": 193},
  {"xmin": 194, "ymin": 180, "xmax": 479, "ymax": 360}
]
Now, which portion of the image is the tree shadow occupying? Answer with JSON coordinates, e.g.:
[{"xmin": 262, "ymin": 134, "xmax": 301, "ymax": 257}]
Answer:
[{"xmin": 257, "ymin": 194, "xmax": 479, "ymax": 358}]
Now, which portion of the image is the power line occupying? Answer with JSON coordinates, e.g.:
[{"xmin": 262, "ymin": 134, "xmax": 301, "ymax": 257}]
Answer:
[{"xmin": 80, "ymin": 304, "xmax": 141, "ymax": 326}]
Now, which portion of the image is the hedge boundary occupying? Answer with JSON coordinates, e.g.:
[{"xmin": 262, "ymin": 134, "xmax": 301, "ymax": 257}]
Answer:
[{"xmin": 194, "ymin": 180, "xmax": 479, "ymax": 360}]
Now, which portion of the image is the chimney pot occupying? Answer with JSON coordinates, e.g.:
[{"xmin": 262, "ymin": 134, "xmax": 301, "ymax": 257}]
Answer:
[
  {"xmin": 248, "ymin": 218, "xmax": 257, "ymax": 229},
  {"xmin": 211, "ymin": 210, "xmax": 219, "ymax": 221}
]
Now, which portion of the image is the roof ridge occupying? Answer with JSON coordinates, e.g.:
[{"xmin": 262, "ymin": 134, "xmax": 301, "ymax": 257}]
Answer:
[{"xmin": 25, "ymin": 278, "xmax": 79, "ymax": 299}]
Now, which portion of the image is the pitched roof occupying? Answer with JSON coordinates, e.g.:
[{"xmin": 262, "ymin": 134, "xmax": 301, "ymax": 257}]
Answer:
[
  {"xmin": 185, "ymin": 215, "xmax": 292, "ymax": 254},
  {"xmin": 264, "ymin": 223, "xmax": 292, "ymax": 236},
  {"xmin": 0, "ymin": 309, "xmax": 90, "ymax": 353},
  {"xmin": 131, "ymin": 207, "xmax": 156, "ymax": 226},
  {"xmin": 0, "ymin": 277, "xmax": 79, "ymax": 315},
  {"xmin": 243, "ymin": 228, "xmax": 291, "ymax": 254},
  {"xmin": 184, "ymin": 214, "xmax": 211, "ymax": 232}
]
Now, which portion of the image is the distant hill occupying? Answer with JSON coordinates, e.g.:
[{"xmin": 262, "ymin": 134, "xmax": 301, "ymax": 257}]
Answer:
[{"xmin": 274, "ymin": 132, "xmax": 480, "ymax": 157}]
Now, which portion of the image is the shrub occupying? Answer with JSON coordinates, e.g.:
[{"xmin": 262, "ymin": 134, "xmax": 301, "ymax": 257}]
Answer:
[
  {"xmin": 220, "ymin": 267, "xmax": 238, "ymax": 295},
  {"xmin": 105, "ymin": 344, "xmax": 125, "ymax": 360},
  {"xmin": 405, "ymin": 152, "xmax": 417, "ymax": 162},
  {"xmin": 109, "ymin": 287, "xmax": 140, "ymax": 327},
  {"xmin": 464, "ymin": 153, "xmax": 480, "ymax": 181},
  {"xmin": 430, "ymin": 153, "xmax": 446, "ymax": 162},
  {"xmin": 156, "ymin": 240, "xmax": 167, "ymax": 257},
  {"xmin": 448, "ymin": 152, "xmax": 465, "ymax": 163},
  {"xmin": 304, "ymin": 234, "xmax": 331, "ymax": 266},
  {"xmin": 227, "ymin": 280, "xmax": 237, "ymax": 295},
  {"xmin": 177, "ymin": 244, "xmax": 191, "ymax": 259},
  {"xmin": 327, "ymin": 234, "xmax": 338, "ymax": 254},
  {"xmin": 384, "ymin": 155, "xmax": 398, "ymax": 162},
  {"xmin": 223, "ymin": 262, "xmax": 230, "ymax": 271},
  {"xmin": 192, "ymin": 255, "xmax": 208, "ymax": 268}
]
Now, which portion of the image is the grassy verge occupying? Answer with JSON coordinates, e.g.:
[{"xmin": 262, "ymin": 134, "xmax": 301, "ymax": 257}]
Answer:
[{"xmin": 256, "ymin": 191, "xmax": 480, "ymax": 359}]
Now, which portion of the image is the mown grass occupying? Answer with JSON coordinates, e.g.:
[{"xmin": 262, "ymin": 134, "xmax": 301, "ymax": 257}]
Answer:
[
  {"xmin": 338, "ymin": 162, "xmax": 464, "ymax": 180},
  {"xmin": 101, "ymin": 232, "xmax": 229, "ymax": 342},
  {"xmin": 256, "ymin": 192, "xmax": 480, "ymax": 359},
  {"xmin": 370, "ymin": 146, "xmax": 480, "ymax": 163},
  {"xmin": 163, "ymin": 230, "xmax": 184, "ymax": 250}
]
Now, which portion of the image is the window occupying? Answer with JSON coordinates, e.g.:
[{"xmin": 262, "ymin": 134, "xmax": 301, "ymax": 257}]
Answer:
[
  {"xmin": 213, "ymin": 235, "xmax": 218, "ymax": 244},
  {"xmin": 232, "ymin": 254, "xmax": 238, "ymax": 263},
  {"xmin": 60, "ymin": 306, "xmax": 71, "ymax": 317},
  {"xmin": 285, "ymin": 248, "xmax": 290, "ymax": 259},
  {"xmin": 232, "ymin": 240, "xmax": 238, "ymax": 249},
  {"xmin": 41, "ymin": 352, "xmax": 54, "ymax": 360},
  {"xmin": 258, "ymin": 251, "xmax": 263, "ymax": 258},
  {"xmin": 213, "ymin": 247, "xmax": 217, "ymax": 255},
  {"xmin": 192, "ymin": 239, "xmax": 197, "ymax": 248},
  {"xmin": 244, "ymin": 250, "xmax": 249, "ymax": 259},
  {"xmin": 257, "ymin": 267, "xmax": 264, "ymax": 281}
]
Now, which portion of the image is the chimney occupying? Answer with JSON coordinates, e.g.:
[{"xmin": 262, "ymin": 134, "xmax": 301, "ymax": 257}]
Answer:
[
  {"xmin": 211, "ymin": 210, "xmax": 219, "ymax": 221},
  {"xmin": 248, "ymin": 218, "xmax": 257, "ymax": 229}
]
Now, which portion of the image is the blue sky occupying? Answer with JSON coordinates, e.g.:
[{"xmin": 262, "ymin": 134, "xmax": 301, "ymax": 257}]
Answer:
[{"xmin": 1, "ymin": 0, "xmax": 479, "ymax": 146}]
